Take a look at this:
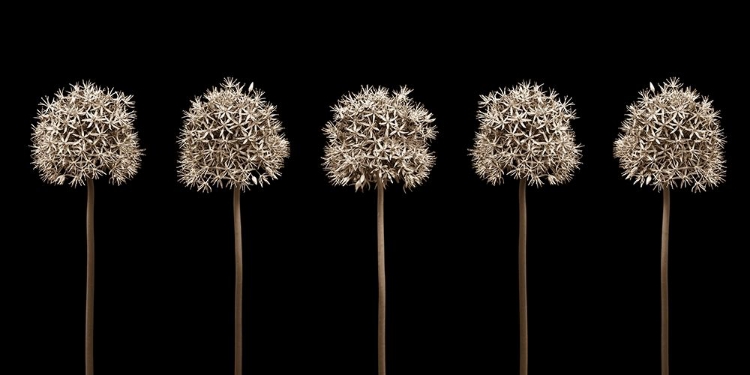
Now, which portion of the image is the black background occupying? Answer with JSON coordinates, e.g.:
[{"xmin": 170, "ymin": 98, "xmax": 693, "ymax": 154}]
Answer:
[{"xmin": 7, "ymin": 19, "xmax": 748, "ymax": 375}]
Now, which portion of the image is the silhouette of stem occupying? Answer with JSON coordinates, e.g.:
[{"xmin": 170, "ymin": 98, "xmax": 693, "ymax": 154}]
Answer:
[
  {"xmin": 661, "ymin": 188, "xmax": 670, "ymax": 375},
  {"xmin": 377, "ymin": 180, "xmax": 386, "ymax": 375},
  {"xmin": 234, "ymin": 187, "xmax": 243, "ymax": 375},
  {"xmin": 85, "ymin": 179, "xmax": 95, "ymax": 375},
  {"xmin": 519, "ymin": 178, "xmax": 528, "ymax": 375}
]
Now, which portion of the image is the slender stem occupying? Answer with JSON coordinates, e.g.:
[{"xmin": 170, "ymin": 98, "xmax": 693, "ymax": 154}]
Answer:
[
  {"xmin": 234, "ymin": 187, "xmax": 243, "ymax": 375},
  {"xmin": 661, "ymin": 188, "xmax": 670, "ymax": 375},
  {"xmin": 377, "ymin": 180, "xmax": 386, "ymax": 375},
  {"xmin": 518, "ymin": 178, "xmax": 528, "ymax": 375},
  {"xmin": 85, "ymin": 179, "xmax": 95, "ymax": 375}
]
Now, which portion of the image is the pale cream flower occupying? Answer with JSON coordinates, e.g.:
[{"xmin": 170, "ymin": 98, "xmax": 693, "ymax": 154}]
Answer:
[
  {"xmin": 614, "ymin": 78, "xmax": 726, "ymax": 192},
  {"xmin": 178, "ymin": 77, "xmax": 290, "ymax": 192},
  {"xmin": 471, "ymin": 82, "xmax": 581, "ymax": 187},
  {"xmin": 31, "ymin": 81, "xmax": 142, "ymax": 186},
  {"xmin": 323, "ymin": 86, "xmax": 437, "ymax": 191}
]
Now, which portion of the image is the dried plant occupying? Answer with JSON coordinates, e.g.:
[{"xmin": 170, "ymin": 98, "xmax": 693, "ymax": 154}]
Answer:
[
  {"xmin": 470, "ymin": 82, "xmax": 581, "ymax": 375},
  {"xmin": 323, "ymin": 85, "xmax": 437, "ymax": 192},
  {"xmin": 322, "ymin": 85, "xmax": 437, "ymax": 375},
  {"xmin": 471, "ymin": 81, "xmax": 581, "ymax": 187},
  {"xmin": 178, "ymin": 77, "xmax": 289, "ymax": 375},
  {"xmin": 614, "ymin": 78, "xmax": 726, "ymax": 192},
  {"xmin": 31, "ymin": 81, "xmax": 142, "ymax": 187},
  {"xmin": 30, "ymin": 81, "xmax": 142, "ymax": 375},
  {"xmin": 614, "ymin": 78, "xmax": 726, "ymax": 375},
  {"xmin": 178, "ymin": 77, "xmax": 290, "ymax": 193}
]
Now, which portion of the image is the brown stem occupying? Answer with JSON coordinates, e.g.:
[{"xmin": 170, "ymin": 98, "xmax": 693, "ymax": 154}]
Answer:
[
  {"xmin": 234, "ymin": 187, "xmax": 243, "ymax": 375},
  {"xmin": 85, "ymin": 179, "xmax": 95, "ymax": 375},
  {"xmin": 518, "ymin": 179, "xmax": 528, "ymax": 375},
  {"xmin": 377, "ymin": 180, "xmax": 386, "ymax": 375},
  {"xmin": 661, "ymin": 188, "xmax": 670, "ymax": 375}
]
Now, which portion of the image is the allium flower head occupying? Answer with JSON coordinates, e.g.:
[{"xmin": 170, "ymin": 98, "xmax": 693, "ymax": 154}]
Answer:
[
  {"xmin": 31, "ymin": 81, "xmax": 142, "ymax": 187},
  {"xmin": 614, "ymin": 78, "xmax": 726, "ymax": 192},
  {"xmin": 471, "ymin": 82, "xmax": 581, "ymax": 187},
  {"xmin": 178, "ymin": 77, "xmax": 290, "ymax": 192},
  {"xmin": 323, "ymin": 86, "xmax": 437, "ymax": 191}
]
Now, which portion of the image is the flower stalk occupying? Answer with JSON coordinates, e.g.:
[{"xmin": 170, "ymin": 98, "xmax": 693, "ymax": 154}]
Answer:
[
  {"xmin": 86, "ymin": 178, "xmax": 95, "ymax": 375},
  {"xmin": 234, "ymin": 186, "xmax": 243, "ymax": 375},
  {"xmin": 377, "ymin": 179, "xmax": 386, "ymax": 375},
  {"xmin": 661, "ymin": 187, "xmax": 670, "ymax": 375},
  {"xmin": 518, "ymin": 178, "xmax": 527, "ymax": 375}
]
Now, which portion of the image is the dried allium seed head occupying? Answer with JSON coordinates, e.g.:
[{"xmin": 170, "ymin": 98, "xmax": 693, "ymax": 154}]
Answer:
[
  {"xmin": 471, "ymin": 82, "xmax": 581, "ymax": 187},
  {"xmin": 31, "ymin": 81, "xmax": 143, "ymax": 187},
  {"xmin": 322, "ymin": 86, "xmax": 437, "ymax": 191},
  {"xmin": 614, "ymin": 78, "xmax": 726, "ymax": 192},
  {"xmin": 178, "ymin": 78, "xmax": 290, "ymax": 193}
]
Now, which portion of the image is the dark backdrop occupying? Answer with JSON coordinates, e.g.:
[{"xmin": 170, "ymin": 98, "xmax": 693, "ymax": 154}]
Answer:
[{"xmin": 7, "ymin": 27, "xmax": 747, "ymax": 375}]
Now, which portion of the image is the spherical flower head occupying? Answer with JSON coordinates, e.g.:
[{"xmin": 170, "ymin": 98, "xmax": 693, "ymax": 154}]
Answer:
[
  {"xmin": 614, "ymin": 78, "xmax": 726, "ymax": 192},
  {"xmin": 31, "ymin": 81, "xmax": 142, "ymax": 187},
  {"xmin": 471, "ymin": 82, "xmax": 581, "ymax": 187},
  {"xmin": 323, "ymin": 86, "xmax": 437, "ymax": 191},
  {"xmin": 178, "ymin": 77, "xmax": 290, "ymax": 192}
]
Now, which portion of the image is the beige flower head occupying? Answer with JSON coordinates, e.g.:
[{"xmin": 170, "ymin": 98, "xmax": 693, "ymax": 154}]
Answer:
[
  {"xmin": 471, "ymin": 82, "xmax": 581, "ymax": 187},
  {"xmin": 323, "ymin": 86, "xmax": 437, "ymax": 191},
  {"xmin": 614, "ymin": 78, "xmax": 726, "ymax": 192},
  {"xmin": 31, "ymin": 81, "xmax": 142, "ymax": 187},
  {"xmin": 178, "ymin": 77, "xmax": 290, "ymax": 192}
]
